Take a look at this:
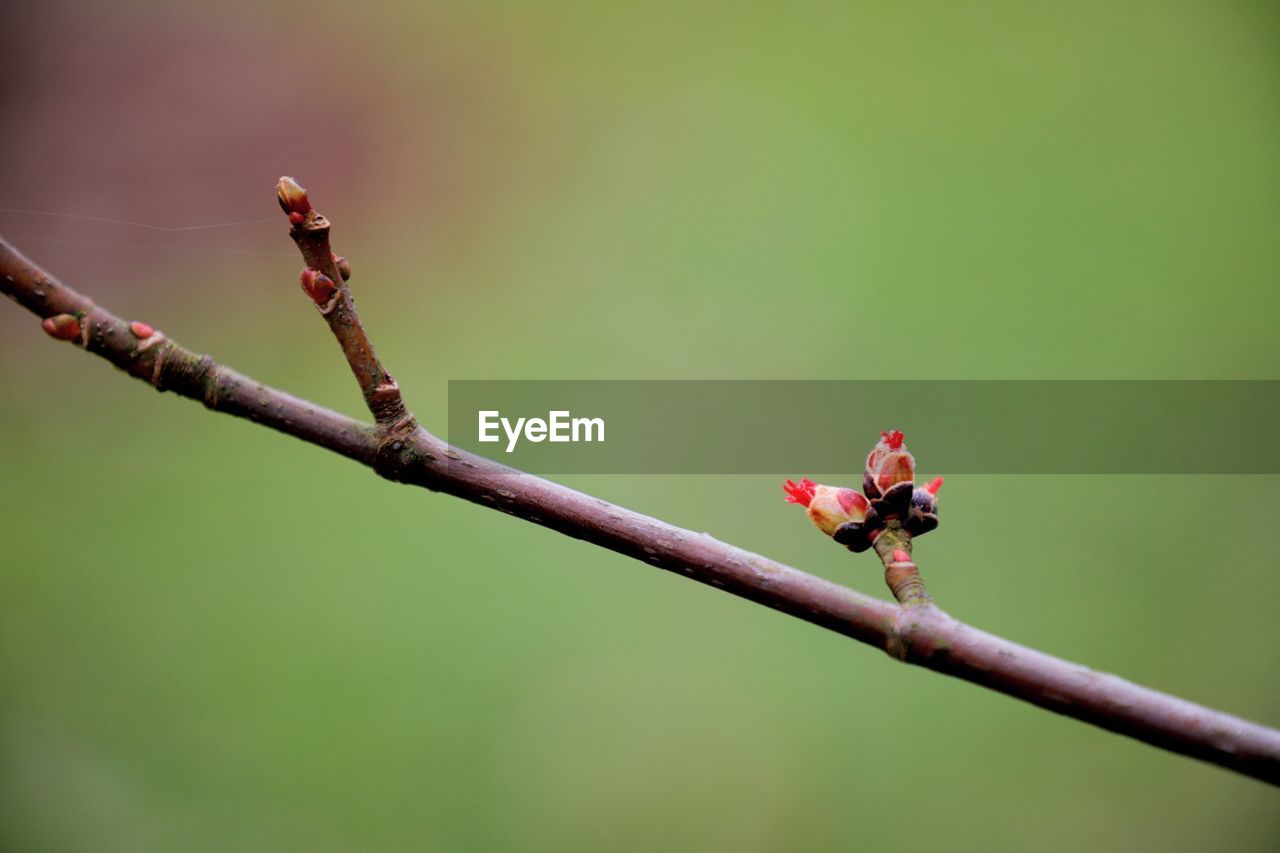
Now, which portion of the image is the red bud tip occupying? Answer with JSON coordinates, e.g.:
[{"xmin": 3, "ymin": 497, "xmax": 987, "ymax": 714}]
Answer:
[
  {"xmin": 288, "ymin": 211, "xmax": 306, "ymax": 226},
  {"xmin": 865, "ymin": 430, "xmax": 915, "ymax": 498},
  {"xmin": 782, "ymin": 478, "xmax": 816, "ymax": 507},
  {"xmin": 891, "ymin": 549, "xmax": 912, "ymax": 564},
  {"xmin": 925, "ymin": 476, "xmax": 943, "ymax": 496},
  {"xmin": 42, "ymin": 314, "xmax": 80, "ymax": 341},
  {"xmin": 299, "ymin": 268, "xmax": 336, "ymax": 305},
  {"xmin": 277, "ymin": 176, "xmax": 312, "ymax": 217},
  {"xmin": 129, "ymin": 321, "xmax": 154, "ymax": 339}
]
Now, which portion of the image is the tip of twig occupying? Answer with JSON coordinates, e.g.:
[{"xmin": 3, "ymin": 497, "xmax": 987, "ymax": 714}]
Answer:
[{"xmin": 277, "ymin": 176, "xmax": 312, "ymax": 218}]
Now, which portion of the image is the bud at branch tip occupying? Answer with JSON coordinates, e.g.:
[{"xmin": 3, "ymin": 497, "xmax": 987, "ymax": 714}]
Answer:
[
  {"xmin": 277, "ymin": 176, "xmax": 312, "ymax": 219},
  {"xmin": 783, "ymin": 429, "xmax": 944, "ymax": 552}
]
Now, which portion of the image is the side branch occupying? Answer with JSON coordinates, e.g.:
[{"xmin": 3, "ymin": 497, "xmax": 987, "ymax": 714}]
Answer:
[
  {"xmin": 278, "ymin": 177, "xmax": 409, "ymax": 428},
  {"xmin": 2, "ymin": 232, "xmax": 1278, "ymax": 786}
]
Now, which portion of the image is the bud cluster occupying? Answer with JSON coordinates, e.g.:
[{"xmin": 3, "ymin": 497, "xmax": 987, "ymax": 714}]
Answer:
[{"xmin": 784, "ymin": 430, "xmax": 943, "ymax": 552}]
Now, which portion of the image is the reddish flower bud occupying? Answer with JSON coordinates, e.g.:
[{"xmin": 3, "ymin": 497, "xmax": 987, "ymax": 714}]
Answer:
[
  {"xmin": 288, "ymin": 211, "xmax": 306, "ymax": 226},
  {"xmin": 864, "ymin": 429, "xmax": 916, "ymax": 500},
  {"xmin": 784, "ymin": 434, "xmax": 944, "ymax": 550},
  {"xmin": 129, "ymin": 321, "xmax": 155, "ymax": 339},
  {"xmin": 277, "ymin": 176, "xmax": 312, "ymax": 218},
  {"xmin": 299, "ymin": 268, "xmax": 337, "ymax": 305},
  {"xmin": 42, "ymin": 314, "xmax": 80, "ymax": 341},
  {"xmin": 784, "ymin": 478, "xmax": 869, "ymax": 537}
]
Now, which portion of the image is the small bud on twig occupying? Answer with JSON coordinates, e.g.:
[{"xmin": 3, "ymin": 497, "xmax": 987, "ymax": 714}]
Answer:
[
  {"xmin": 333, "ymin": 254, "xmax": 351, "ymax": 281},
  {"xmin": 783, "ymin": 479, "xmax": 870, "ymax": 538},
  {"xmin": 42, "ymin": 314, "xmax": 80, "ymax": 341},
  {"xmin": 277, "ymin": 176, "xmax": 312, "ymax": 218},
  {"xmin": 864, "ymin": 429, "xmax": 914, "ymax": 499},
  {"xmin": 299, "ymin": 267, "xmax": 336, "ymax": 306},
  {"xmin": 129, "ymin": 321, "xmax": 155, "ymax": 339}
]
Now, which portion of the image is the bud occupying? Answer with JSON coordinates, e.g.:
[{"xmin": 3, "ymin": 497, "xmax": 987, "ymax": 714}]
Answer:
[
  {"xmin": 783, "ymin": 478, "xmax": 869, "ymax": 537},
  {"xmin": 863, "ymin": 429, "xmax": 915, "ymax": 499},
  {"xmin": 129, "ymin": 321, "xmax": 155, "ymax": 339},
  {"xmin": 42, "ymin": 314, "xmax": 80, "ymax": 341},
  {"xmin": 333, "ymin": 254, "xmax": 352, "ymax": 281},
  {"xmin": 277, "ymin": 176, "xmax": 312, "ymax": 217},
  {"xmin": 907, "ymin": 477, "xmax": 943, "ymax": 535},
  {"xmin": 299, "ymin": 268, "xmax": 337, "ymax": 305}
]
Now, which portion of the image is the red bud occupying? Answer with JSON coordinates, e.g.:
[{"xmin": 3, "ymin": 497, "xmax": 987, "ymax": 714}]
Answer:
[
  {"xmin": 277, "ymin": 176, "xmax": 312, "ymax": 217},
  {"xmin": 42, "ymin": 314, "xmax": 80, "ymax": 341},
  {"xmin": 129, "ymin": 321, "xmax": 155, "ymax": 339},
  {"xmin": 784, "ymin": 478, "xmax": 869, "ymax": 537},
  {"xmin": 864, "ymin": 429, "xmax": 916, "ymax": 499},
  {"xmin": 299, "ymin": 268, "xmax": 337, "ymax": 305}
]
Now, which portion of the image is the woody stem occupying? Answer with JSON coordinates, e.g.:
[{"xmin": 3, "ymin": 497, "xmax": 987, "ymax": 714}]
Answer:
[{"xmin": 873, "ymin": 522, "xmax": 933, "ymax": 608}]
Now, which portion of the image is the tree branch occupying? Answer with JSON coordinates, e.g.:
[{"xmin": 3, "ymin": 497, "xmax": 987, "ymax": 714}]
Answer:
[
  {"xmin": 0, "ymin": 239, "xmax": 377, "ymax": 463},
  {"xmin": 2, "ymin": 182, "xmax": 1278, "ymax": 787}
]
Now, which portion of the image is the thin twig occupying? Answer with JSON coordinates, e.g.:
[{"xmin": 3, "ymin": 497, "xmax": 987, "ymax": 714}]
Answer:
[
  {"xmin": 2, "ymin": 184, "xmax": 1278, "ymax": 786},
  {"xmin": 278, "ymin": 176, "xmax": 409, "ymax": 428},
  {"xmin": 871, "ymin": 522, "xmax": 934, "ymax": 609}
]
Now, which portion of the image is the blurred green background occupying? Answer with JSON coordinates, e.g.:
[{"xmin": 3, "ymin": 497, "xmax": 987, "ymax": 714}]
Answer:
[{"xmin": 1, "ymin": 1, "xmax": 1278, "ymax": 850}]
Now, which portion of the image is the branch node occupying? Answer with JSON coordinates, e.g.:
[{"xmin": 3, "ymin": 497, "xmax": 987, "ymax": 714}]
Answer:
[{"xmin": 149, "ymin": 345, "xmax": 167, "ymax": 389}]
